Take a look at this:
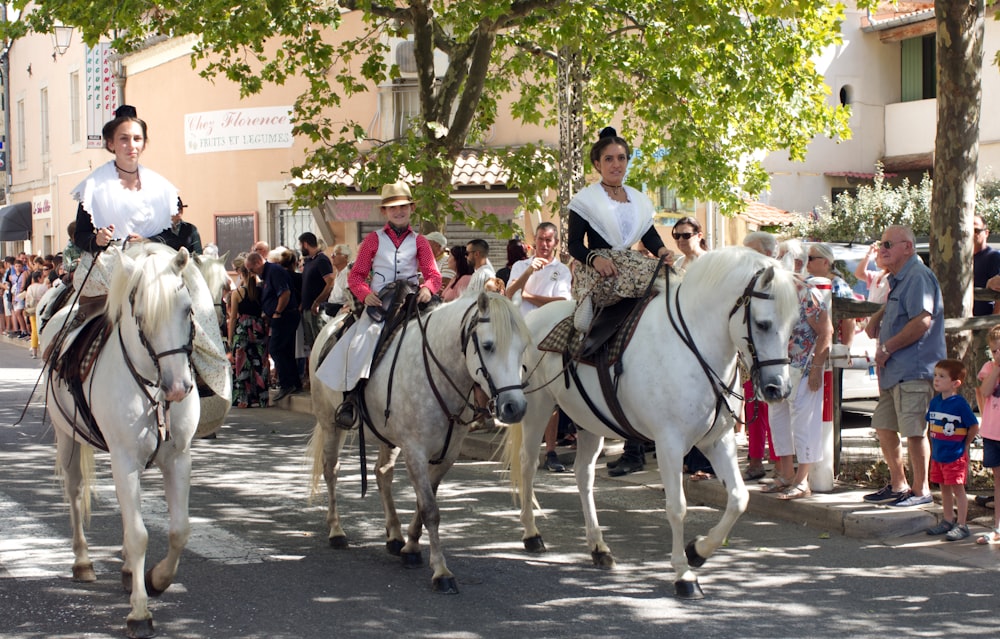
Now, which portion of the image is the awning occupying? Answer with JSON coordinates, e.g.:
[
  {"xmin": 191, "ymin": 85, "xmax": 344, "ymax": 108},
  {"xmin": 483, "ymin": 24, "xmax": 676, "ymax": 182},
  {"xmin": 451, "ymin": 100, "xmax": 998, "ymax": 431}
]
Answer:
[
  {"xmin": 0, "ymin": 202, "xmax": 32, "ymax": 242},
  {"xmin": 880, "ymin": 152, "xmax": 933, "ymax": 173}
]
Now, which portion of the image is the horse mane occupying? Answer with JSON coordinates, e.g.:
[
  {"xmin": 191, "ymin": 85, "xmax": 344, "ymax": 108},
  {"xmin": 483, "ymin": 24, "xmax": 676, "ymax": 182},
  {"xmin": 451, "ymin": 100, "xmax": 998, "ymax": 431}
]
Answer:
[
  {"xmin": 194, "ymin": 254, "xmax": 230, "ymax": 298},
  {"xmin": 482, "ymin": 292, "xmax": 531, "ymax": 355},
  {"xmin": 107, "ymin": 245, "xmax": 186, "ymax": 335},
  {"xmin": 433, "ymin": 292, "xmax": 530, "ymax": 354},
  {"xmin": 680, "ymin": 247, "xmax": 799, "ymax": 320}
]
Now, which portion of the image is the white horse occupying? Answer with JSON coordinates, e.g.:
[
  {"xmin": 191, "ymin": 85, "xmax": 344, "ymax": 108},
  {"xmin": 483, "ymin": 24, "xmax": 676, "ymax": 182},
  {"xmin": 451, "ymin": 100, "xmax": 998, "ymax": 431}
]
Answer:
[
  {"xmin": 309, "ymin": 292, "xmax": 530, "ymax": 593},
  {"xmin": 509, "ymin": 247, "xmax": 798, "ymax": 598},
  {"xmin": 41, "ymin": 246, "xmax": 201, "ymax": 639}
]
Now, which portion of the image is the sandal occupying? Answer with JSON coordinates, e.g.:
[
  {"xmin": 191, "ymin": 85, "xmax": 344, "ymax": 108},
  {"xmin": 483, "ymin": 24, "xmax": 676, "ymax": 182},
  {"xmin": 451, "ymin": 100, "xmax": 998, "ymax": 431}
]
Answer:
[
  {"xmin": 976, "ymin": 530, "xmax": 1000, "ymax": 545},
  {"xmin": 691, "ymin": 470, "xmax": 715, "ymax": 481},
  {"xmin": 777, "ymin": 483, "xmax": 812, "ymax": 500},
  {"xmin": 760, "ymin": 477, "xmax": 791, "ymax": 494}
]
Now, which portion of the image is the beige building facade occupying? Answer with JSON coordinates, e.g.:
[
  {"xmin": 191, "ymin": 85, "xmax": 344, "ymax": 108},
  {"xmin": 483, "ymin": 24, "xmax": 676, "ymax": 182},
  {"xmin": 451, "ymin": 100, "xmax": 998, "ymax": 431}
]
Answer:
[{"xmin": 2, "ymin": 13, "xmax": 726, "ymax": 262}]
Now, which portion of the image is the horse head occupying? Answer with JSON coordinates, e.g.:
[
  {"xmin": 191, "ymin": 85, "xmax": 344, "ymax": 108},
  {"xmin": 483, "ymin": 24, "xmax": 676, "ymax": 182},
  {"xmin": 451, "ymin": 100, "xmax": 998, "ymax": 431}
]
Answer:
[
  {"xmin": 727, "ymin": 258, "xmax": 798, "ymax": 402},
  {"xmin": 110, "ymin": 245, "xmax": 196, "ymax": 403},
  {"xmin": 462, "ymin": 292, "xmax": 531, "ymax": 424},
  {"xmin": 193, "ymin": 252, "xmax": 232, "ymax": 328}
]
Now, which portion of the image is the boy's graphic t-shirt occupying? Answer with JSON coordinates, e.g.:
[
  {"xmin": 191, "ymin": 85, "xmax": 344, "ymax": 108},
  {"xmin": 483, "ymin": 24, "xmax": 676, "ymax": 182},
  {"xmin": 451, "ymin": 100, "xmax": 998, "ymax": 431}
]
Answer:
[{"xmin": 926, "ymin": 393, "xmax": 978, "ymax": 463}]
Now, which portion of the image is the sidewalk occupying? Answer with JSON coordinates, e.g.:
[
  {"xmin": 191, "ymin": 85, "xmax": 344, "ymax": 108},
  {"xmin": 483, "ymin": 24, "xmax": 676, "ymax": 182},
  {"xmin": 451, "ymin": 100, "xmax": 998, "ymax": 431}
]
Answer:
[{"xmin": 277, "ymin": 388, "xmax": 997, "ymax": 543}]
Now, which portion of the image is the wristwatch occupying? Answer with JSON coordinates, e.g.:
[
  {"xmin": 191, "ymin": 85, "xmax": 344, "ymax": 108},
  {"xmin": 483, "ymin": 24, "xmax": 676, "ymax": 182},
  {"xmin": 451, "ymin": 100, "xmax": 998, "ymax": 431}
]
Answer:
[{"xmin": 880, "ymin": 344, "xmax": 890, "ymax": 357}]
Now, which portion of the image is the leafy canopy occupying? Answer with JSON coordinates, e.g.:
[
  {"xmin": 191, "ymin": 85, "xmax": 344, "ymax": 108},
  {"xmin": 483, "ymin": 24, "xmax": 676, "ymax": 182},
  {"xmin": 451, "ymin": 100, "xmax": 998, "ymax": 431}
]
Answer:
[{"xmin": 9, "ymin": 0, "xmax": 860, "ymax": 231}]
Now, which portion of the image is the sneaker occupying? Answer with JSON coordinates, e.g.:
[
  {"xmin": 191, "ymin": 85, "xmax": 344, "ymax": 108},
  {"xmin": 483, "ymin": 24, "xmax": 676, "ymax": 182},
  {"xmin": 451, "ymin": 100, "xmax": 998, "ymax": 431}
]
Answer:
[
  {"xmin": 945, "ymin": 524, "xmax": 970, "ymax": 541},
  {"xmin": 925, "ymin": 520, "xmax": 955, "ymax": 535},
  {"xmin": 544, "ymin": 452, "xmax": 566, "ymax": 473},
  {"xmin": 863, "ymin": 484, "xmax": 910, "ymax": 504},
  {"xmin": 975, "ymin": 494, "xmax": 995, "ymax": 508},
  {"xmin": 890, "ymin": 492, "xmax": 933, "ymax": 508}
]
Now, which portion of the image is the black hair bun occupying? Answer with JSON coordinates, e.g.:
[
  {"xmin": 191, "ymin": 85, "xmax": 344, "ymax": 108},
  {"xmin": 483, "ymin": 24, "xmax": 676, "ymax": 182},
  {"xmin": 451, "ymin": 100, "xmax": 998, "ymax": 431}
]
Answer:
[
  {"xmin": 115, "ymin": 105, "xmax": 138, "ymax": 118},
  {"xmin": 598, "ymin": 126, "xmax": 617, "ymax": 139}
]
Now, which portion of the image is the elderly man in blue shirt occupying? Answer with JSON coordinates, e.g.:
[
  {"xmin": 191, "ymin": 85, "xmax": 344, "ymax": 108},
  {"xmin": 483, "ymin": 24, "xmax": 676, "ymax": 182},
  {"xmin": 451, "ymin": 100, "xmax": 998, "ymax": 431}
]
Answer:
[{"xmin": 863, "ymin": 225, "xmax": 946, "ymax": 508}]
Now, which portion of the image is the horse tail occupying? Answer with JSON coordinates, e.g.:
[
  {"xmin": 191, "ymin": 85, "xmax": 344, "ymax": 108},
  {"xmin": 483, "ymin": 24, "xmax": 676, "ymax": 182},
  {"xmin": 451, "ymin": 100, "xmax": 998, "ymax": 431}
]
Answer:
[
  {"xmin": 57, "ymin": 443, "xmax": 97, "ymax": 526},
  {"xmin": 306, "ymin": 420, "xmax": 326, "ymax": 503},
  {"xmin": 79, "ymin": 446, "xmax": 96, "ymax": 525}
]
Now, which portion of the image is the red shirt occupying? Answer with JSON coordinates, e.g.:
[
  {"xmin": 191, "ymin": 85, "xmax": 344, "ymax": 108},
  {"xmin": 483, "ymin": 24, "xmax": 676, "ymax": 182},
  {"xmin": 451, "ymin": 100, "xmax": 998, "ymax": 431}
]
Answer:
[{"xmin": 348, "ymin": 224, "xmax": 443, "ymax": 301}]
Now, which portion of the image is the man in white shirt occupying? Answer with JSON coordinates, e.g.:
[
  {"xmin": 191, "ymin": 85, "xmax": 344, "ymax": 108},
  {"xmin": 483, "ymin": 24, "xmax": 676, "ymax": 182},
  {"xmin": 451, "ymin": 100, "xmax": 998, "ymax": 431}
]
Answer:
[
  {"xmin": 505, "ymin": 222, "xmax": 574, "ymax": 472},
  {"xmin": 466, "ymin": 238, "xmax": 496, "ymax": 292},
  {"xmin": 506, "ymin": 222, "xmax": 573, "ymax": 316}
]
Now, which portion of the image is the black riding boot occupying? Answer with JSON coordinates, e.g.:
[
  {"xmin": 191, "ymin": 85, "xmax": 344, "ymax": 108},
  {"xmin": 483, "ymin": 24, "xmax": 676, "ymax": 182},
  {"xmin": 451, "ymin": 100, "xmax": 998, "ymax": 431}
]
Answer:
[
  {"xmin": 608, "ymin": 439, "xmax": 645, "ymax": 476},
  {"xmin": 334, "ymin": 389, "xmax": 360, "ymax": 430}
]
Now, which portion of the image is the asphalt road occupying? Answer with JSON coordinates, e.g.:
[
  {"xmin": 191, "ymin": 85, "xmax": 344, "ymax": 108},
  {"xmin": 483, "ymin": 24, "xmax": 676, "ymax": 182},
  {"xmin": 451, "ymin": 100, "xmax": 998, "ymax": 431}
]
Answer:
[{"xmin": 2, "ymin": 341, "xmax": 1000, "ymax": 639}]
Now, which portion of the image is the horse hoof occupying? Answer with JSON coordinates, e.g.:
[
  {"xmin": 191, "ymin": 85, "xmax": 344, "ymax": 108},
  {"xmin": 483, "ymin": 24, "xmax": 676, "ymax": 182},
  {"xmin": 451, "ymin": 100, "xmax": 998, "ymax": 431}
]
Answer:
[
  {"xmin": 400, "ymin": 550, "xmax": 423, "ymax": 568},
  {"xmin": 330, "ymin": 535, "xmax": 349, "ymax": 549},
  {"xmin": 145, "ymin": 569, "xmax": 167, "ymax": 597},
  {"xmin": 126, "ymin": 617, "xmax": 156, "ymax": 639},
  {"xmin": 591, "ymin": 550, "xmax": 616, "ymax": 570},
  {"xmin": 386, "ymin": 539, "xmax": 405, "ymax": 556},
  {"xmin": 72, "ymin": 563, "xmax": 97, "ymax": 583},
  {"xmin": 523, "ymin": 535, "xmax": 546, "ymax": 553},
  {"xmin": 432, "ymin": 576, "xmax": 459, "ymax": 594},
  {"xmin": 122, "ymin": 571, "xmax": 133, "ymax": 594},
  {"xmin": 674, "ymin": 578, "xmax": 704, "ymax": 599},
  {"xmin": 685, "ymin": 538, "xmax": 707, "ymax": 568}
]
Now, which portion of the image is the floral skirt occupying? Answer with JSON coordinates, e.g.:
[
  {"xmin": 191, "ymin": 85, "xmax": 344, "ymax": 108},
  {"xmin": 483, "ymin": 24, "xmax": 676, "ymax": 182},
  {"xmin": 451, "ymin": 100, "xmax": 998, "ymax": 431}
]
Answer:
[
  {"xmin": 232, "ymin": 314, "xmax": 269, "ymax": 408},
  {"xmin": 572, "ymin": 249, "xmax": 666, "ymax": 308}
]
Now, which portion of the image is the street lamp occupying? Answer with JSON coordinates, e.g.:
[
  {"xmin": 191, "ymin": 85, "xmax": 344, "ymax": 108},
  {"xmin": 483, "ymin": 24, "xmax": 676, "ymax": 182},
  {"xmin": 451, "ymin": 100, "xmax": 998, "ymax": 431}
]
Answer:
[{"xmin": 52, "ymin": 25, "xmax": 73, "ymax": 59}]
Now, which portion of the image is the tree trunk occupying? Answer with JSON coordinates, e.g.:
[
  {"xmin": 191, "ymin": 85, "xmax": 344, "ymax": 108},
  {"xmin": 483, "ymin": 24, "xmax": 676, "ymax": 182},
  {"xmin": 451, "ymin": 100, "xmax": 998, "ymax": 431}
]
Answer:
[
  {"xmin": 930, "ymin": 0, "xmax": 984, "ymax": 362},
  {"xmin": 557, "ymin": 45, "xmax": 586, "ymax": 254}
]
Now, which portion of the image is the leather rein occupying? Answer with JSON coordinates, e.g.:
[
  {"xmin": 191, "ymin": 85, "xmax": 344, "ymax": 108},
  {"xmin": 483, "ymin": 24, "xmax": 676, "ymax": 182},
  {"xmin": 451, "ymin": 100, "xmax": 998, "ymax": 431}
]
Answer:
[
  {"xmin": 667, "ymin": 266, "xmax": 788, "ymax": 426},
  {"xmin": 121, "ymin": 284, "xmax": 195, "ymax": 469},
  {"xmin": 352, "ymin": 297, "xmax": 521, "ymax": 496}
]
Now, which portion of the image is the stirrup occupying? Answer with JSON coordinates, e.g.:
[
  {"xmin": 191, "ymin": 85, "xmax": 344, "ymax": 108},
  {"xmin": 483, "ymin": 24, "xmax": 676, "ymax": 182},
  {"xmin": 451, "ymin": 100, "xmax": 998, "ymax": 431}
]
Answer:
[{"xmin": 334, "ymin": 393, "xmax": 359, "ymax": 430}]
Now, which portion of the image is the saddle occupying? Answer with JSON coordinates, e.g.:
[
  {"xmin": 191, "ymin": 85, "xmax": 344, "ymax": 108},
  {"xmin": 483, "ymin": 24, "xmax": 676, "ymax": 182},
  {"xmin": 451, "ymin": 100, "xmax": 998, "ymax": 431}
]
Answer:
[
  {"xmin": 538, "ymin": 293, "xmax": 656, "ymax": 366},
  {"xmin": 538, "ymin": 292, "xmax": 659, "ymax": 445},
  {"xmin": 45, "ymin": 306, "xmax": 113, "ymax": 452}
]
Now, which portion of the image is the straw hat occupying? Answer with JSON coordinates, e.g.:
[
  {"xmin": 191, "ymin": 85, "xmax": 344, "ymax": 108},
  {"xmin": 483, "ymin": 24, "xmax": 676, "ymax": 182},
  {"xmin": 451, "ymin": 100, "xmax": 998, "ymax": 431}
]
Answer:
[{"xmin": 380, "ymin": 181, "xmax": 414, "ymax": 207}]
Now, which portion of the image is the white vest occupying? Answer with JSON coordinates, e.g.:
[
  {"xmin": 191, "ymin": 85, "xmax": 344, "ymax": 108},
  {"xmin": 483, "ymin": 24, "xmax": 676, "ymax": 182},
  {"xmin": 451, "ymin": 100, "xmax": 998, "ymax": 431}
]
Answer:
[{"xmin": 370, "ymin": 229, "xmax": 419, "ymax": 292}]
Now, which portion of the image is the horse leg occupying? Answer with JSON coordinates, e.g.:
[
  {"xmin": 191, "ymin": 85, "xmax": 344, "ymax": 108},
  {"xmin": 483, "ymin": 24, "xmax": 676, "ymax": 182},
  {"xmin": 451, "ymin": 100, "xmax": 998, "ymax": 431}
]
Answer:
[
  {"xmin": 108, "ymin": 449, "xmax": 157, "ymax": 638},
  {"xmin": 656, "ymin": 446, "xmax": 702, "ymax": 599},
  {"xmin": 685, "ymin": 433, "xmax": 748, "ymax": 577},
  {"xmin": 375, "ymin": 444, "xmax": 404, "ymax": 555},
  {"xmin": 146, "ymin": 448, "xmax": 193, "ymax": 596},
  {"xmin": 517, "ymin": 399, "xmax": 555, "ymax": 553},
  {"xmin": 321, "ymin": 422, "xmax": 350, "ymax": 548},
  {"xmin": 56, "ymin": 430, "xmax": 96, "ymax": 583},
  {"xmin": 402, "ymin": 457, "xmax": 458, "ymax": 594},
  {"xmin": 573, "ymin": 430, "xmax": 615, "ymax": 568}
]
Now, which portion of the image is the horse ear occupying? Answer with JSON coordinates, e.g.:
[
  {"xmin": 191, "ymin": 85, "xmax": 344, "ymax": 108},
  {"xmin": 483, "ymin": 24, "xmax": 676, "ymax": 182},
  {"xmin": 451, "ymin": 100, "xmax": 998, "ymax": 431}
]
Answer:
[
  {"xmin": 759, "ymin": 265, "xmax": 775, "ymax": 289},
  {"xmin": 477, "ymin": 291, "xmax": 490, "ymax": 314},
  {"xmin": 174, "ymin": 247, "xmax": 190, "ymax": 272}
]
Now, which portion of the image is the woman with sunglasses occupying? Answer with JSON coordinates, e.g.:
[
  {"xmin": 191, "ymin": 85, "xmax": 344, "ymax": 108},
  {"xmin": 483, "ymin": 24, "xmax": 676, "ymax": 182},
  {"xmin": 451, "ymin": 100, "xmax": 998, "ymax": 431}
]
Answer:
[
  {"xmin": 671, "ymin": 216, "xmax": 708, "ymax": 272},
  {"xmin": 806, "ymin": 242, "xmax": 856, "ymax": 350}
]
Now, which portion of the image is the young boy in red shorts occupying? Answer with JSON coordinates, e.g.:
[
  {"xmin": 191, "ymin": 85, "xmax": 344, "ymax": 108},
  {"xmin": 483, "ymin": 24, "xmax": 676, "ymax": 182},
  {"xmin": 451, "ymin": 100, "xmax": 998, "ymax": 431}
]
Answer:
[{"xmin": 925, "ymin": 358, "xmax": 979, "ymax": 541}]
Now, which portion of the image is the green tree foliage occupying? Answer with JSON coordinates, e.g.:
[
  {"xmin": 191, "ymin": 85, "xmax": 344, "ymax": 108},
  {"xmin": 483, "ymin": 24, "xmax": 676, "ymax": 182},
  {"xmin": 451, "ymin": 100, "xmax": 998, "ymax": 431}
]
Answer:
[
  {"xmin": 790, "ymin": 168, "xmax": 1000, "ymax": 243},
  {"xmin": 8, "ymin": 0, "xmax": 857, "ymax": 232}
]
